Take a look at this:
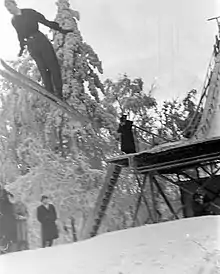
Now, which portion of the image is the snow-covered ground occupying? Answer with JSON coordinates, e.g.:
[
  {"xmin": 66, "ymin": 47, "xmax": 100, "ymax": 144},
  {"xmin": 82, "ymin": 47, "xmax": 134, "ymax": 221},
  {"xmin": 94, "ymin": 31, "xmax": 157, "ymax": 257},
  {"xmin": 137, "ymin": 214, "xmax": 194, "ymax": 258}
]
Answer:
[{"xmin": 0, "ymin": 216, "xmax": 220, "ymax": 274}]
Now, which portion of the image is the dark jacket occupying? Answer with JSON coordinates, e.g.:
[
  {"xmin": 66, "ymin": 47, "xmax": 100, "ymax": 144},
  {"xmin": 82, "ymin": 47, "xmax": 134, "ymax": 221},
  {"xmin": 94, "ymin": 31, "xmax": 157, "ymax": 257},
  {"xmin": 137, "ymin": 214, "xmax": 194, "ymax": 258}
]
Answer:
[
  {"xmin": 11, "ymin": 9, "xmax": 64, "ymax": 52},
  {"xmin": 0, "ymin": 198, "xmax": 17, "ymax": 243},
  {"xmin": 117, "ymin": 120, "xmax": 136, "ymax": 154},
  {"xmin": 37, "ymin": 204, "xmax": 59, "ymax": 241}
]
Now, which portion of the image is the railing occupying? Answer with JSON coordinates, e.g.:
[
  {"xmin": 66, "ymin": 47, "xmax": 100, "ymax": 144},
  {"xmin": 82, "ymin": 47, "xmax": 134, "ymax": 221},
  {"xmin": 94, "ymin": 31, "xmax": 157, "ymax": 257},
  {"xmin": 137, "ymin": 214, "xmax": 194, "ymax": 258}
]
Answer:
[
  {"xmin": 182, "ymin": 50, "xmax": 216, "ymax": 138},
  {"xmin": 133, "ymin": 125, "xmax": 171, "ymax": 152},
  {"xmin": 182, "ymin": 19, "xmax": 220, "ymax": 138}
]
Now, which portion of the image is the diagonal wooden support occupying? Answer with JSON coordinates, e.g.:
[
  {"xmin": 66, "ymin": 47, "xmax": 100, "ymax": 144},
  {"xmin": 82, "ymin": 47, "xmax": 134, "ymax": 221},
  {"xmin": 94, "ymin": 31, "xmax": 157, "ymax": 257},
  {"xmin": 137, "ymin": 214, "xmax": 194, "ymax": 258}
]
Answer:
[
  {"xmin": 149, "ymin": 172, "xmax": 159, "ymax": 221},
  {"xmin": 152, "ymin": 174, "xmax": 179, "ymax": 220},
  {"xmin": 159, "ymin": 173, "xmax": 220, "ymax": 212},
  {"xmin": 134, "ymin": 172, "xmax": 155, "ymax": 223},
  {"xmin": 200, "ymin": 165, "xmax": 212, "ymax": 176},
  {"xmin": 132, "ymin": 195, "xmax": 142, "ymax": 227},
  {"xmin": 181, "ymin": 165, "xmax": 220, "ymax": 192}
]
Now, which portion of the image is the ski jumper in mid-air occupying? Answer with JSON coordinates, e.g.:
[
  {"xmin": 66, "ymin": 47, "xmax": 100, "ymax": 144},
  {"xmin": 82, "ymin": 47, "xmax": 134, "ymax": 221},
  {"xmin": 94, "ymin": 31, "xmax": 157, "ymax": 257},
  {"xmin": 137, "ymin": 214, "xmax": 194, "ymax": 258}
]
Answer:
[{"xmin": 4, "ymin": 0, "xmax": 73, "ymax": 99}]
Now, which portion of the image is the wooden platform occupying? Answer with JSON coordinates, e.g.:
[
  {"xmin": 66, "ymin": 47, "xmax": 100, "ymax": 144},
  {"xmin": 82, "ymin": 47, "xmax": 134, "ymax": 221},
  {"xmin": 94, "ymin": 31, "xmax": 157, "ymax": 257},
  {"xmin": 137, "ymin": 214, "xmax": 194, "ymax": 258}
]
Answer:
[{"xmin": 107, "ymin": 136, "xmax": 220, "ymax": 174}]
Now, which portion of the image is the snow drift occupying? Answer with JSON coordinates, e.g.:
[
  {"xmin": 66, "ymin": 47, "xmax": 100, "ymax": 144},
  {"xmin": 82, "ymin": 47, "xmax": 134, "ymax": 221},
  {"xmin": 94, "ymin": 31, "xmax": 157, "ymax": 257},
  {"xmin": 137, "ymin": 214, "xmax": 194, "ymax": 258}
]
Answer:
[{"xmin": 0, "ymin": 216, "xmax": 220, "ymax": 274}]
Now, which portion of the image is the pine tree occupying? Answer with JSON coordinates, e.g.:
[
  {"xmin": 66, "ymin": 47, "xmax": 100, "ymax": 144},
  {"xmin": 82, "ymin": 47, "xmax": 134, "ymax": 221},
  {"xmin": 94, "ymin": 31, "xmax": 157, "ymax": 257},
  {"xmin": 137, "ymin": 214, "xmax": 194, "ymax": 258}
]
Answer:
[
  {"xmin": 52, "ymin": 0, "xmax": 118, "ymax": 165},
  {"xmin": 54, "ymin": 0, "xmax": 103, "ymax": 113}
]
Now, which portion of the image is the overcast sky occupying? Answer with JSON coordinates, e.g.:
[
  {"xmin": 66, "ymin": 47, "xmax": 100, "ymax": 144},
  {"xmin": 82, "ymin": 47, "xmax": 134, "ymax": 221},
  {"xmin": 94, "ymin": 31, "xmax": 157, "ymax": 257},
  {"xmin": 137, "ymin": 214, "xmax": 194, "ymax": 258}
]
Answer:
[{"xmin": 0, "ymin": 0, "xmax": 218, "ymax": 101}]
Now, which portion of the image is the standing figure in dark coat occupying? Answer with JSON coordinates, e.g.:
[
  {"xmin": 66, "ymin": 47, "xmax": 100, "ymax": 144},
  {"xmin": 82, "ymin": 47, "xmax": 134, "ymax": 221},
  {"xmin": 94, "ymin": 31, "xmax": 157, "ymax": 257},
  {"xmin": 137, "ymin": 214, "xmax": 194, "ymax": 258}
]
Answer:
[
  {"xmin": 0, "ymin": 191, "xmax": 17, "ymax": 252},
  {"xmin": 37, "ymin": 195, "xmax": 59, "ymax": 248},
  {"xmin": 117, "ymin": 115, "xmax": 136, "ymax": 154},
  {"xmin": 4, "ymin": 0, "xmax": 74, "ymax": 99}
]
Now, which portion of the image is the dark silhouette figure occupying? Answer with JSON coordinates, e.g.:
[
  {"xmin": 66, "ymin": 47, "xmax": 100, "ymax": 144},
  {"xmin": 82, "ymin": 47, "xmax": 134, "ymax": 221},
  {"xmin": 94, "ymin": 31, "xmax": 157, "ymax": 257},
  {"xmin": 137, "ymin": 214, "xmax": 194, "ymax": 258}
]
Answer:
[
  {"xmin": 0, "ymin": 190, "xmax": 17, "ymax": 253},
  {"xmin": 37, "ymin": 195, "xmax": 59, "ymax": 248},
  {"xmin": 117, "ymin": 115, "xmax": 136, "ymax": 154},
  {"xmin": 192, "ymin": 191, "xmax": 213, "ymax": 217},
  {"xmin": 5, "ymin": 0, "xmax": 73, "ymax": 99}
]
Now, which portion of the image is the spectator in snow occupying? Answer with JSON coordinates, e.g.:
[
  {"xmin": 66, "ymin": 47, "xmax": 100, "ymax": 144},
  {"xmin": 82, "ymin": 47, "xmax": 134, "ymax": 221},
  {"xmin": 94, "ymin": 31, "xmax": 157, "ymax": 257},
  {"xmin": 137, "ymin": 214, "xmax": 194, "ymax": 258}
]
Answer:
[
  {"xmin": 1, "ymin": 192, "xmax": 17, "ymax": 252},
  {"xmin": 12, "ymin": 196, "xmax": 29, "ymax": 251},
  {"xmin": 37, "ymin": 195, "xmax": 59, "ymax": 248}
]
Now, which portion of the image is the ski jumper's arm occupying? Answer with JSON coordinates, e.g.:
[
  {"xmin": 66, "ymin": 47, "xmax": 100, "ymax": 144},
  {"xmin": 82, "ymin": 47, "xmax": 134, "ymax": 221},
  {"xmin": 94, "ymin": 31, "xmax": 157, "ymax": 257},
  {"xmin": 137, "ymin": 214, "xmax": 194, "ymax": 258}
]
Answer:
[
  {"xmin": 11, "ymin": 20, "xmax": 26, "ymax": 56},
  {"xmin": 35, "ymin": 11, "xmax": 72, "ymax": 34},
  {"xmin": 11, "ymin": 9, "xmax": 72, "ymax": 57}
]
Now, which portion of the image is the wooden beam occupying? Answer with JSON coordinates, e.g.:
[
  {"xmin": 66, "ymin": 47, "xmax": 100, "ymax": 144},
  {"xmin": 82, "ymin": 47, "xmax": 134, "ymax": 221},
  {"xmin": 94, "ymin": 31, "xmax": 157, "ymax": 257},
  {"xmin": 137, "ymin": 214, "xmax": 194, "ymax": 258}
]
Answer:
[
  {"xmin": 134, "ymin": 173, "xmax": 155, "ymax": 223},
  {"xmin": 200, "ymin": 165, "xmax": 212, "ymax": 176},
  {"xmin": 149, "ymin": 173, "xmax": 158, "ymax": 221},
  {"xmin": 132, "ymin": 195, "xmax": 142, "ymax": 227},
  {"xmin": 152, "ymin": 175, "xmax": 179, "ymax": 220},
  {"xmin": 180, "ymin": 169, "xmax": 220, "ymax": 189},
  {"xmin": 159, "ymin": 174, "xmax": 220, "ymax": 211},
  {"xmin": 137, "ymin": 153, "xmax": 220, "ymax": 173}
]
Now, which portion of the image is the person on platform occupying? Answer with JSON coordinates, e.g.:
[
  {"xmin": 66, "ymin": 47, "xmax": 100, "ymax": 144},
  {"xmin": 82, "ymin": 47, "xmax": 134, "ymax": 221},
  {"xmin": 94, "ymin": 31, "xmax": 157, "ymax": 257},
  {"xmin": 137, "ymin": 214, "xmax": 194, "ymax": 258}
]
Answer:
[
  {"xmin": 4, "ymin": 0, "xmax": 77, "ymax": 99},
  {"xmin": 37, "ymin": 195, "xmax": 59, "ymax": 248},
  {"xmin": 117, "ymin": 115, "xmax": 137, "ymax": 154}
]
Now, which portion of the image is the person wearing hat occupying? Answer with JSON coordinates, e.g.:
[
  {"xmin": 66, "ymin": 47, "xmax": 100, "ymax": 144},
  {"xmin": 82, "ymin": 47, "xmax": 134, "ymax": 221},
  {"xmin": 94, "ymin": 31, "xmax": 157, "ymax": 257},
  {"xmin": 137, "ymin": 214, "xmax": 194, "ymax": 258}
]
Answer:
[
  {"xmin": 37, "ymin": 195, "xmax": 59, "ymax": 248},
  {"xmin": 4, "ymin": 0, "xmax": 77, "ymax": 99},
  {"xmin": 117, "ymin": 115, "xmax": 137, "ymax": 154}
]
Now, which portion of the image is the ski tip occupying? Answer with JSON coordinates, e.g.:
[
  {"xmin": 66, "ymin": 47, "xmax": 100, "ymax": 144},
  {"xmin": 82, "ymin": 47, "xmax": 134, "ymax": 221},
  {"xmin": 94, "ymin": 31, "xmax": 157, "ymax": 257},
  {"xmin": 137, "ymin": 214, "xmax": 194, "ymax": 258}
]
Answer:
[{"xmin": 0, "ymin": 58, "xmax": 8, "ymax": 71}]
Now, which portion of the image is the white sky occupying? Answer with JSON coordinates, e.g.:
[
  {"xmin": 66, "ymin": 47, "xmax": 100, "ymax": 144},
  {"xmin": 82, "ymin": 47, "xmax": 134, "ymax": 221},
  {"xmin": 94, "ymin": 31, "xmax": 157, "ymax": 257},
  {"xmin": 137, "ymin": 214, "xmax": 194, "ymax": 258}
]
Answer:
[{"xmin": 0, "ymin": 0, "xmax": 219, "ymax": 101}]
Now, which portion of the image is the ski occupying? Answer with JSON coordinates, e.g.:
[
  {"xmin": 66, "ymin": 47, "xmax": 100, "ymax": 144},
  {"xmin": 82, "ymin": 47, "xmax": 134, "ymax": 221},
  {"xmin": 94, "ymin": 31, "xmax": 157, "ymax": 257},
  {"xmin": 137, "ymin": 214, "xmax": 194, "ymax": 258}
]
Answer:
[{"xmin": 0, "ymin": 59, "xmax": 89, "ymax": 126}]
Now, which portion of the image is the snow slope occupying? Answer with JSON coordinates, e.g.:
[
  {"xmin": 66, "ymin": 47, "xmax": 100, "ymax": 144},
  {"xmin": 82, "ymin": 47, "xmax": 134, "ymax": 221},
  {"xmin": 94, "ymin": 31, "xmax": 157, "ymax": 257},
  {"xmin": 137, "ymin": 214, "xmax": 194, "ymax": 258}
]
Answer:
[{"xmin": 0, "ymin": 216, "xmax": 220, "ymax": 274}]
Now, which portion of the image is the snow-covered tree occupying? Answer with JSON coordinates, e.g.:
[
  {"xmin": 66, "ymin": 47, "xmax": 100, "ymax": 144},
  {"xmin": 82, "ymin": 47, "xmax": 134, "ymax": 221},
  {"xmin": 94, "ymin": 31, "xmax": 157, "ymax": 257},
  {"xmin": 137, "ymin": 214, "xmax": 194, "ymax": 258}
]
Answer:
[
  {"xmin": 51, "ymin": 0, "xmax": 118, "ymax": 166},
  {"xmin": 54, "ymin": 0, "xmax": 104, "ymax": 116}
]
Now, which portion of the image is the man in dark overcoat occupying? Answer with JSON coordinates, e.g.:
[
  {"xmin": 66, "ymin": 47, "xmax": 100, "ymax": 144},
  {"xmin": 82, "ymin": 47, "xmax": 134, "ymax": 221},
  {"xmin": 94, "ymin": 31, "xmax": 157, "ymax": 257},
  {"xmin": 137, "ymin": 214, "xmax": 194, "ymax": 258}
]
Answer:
[
  {"xmin": 37, "ymin": 195, "xmax": 59, "ymax": 248},
  {"xmin": 117, "ymin": 115, "xmax": 136, "ymax": 154},
  {"xmin": 0, "ymin": 191, "xmax": 17, "ymax": 252}
]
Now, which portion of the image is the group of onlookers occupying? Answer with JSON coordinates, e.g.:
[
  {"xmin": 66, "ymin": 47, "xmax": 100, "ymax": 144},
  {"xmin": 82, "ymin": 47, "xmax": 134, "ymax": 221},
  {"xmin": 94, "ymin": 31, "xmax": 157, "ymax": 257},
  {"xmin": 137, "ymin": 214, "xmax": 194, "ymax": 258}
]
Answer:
[{"xmin": 0, "ymin": 189, "xmax": 59, "ymax": 253}]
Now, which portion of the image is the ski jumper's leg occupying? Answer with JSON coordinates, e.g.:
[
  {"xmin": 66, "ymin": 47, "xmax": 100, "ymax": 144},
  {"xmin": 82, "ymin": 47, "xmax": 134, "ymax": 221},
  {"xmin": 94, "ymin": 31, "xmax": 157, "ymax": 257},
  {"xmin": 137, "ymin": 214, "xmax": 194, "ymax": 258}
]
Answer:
[
  {"xmin": 27, "ymin": 35, "xmax": 54, "ymax": 94},
  {"xmin": 36, "ymin": 33, "xmax": 63, "ymax": 98},
  {"xmin": 43, "ymin": 46, "xmax": 63, "ymax": 98}
]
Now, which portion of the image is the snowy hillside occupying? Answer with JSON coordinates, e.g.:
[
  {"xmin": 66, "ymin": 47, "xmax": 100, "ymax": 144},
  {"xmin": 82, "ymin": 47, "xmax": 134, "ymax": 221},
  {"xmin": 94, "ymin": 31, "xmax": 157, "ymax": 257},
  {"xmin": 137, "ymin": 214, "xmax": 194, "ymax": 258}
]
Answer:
[{"xmin": 0, "ymin": 216, "xmax": 220, "ymax": 274}]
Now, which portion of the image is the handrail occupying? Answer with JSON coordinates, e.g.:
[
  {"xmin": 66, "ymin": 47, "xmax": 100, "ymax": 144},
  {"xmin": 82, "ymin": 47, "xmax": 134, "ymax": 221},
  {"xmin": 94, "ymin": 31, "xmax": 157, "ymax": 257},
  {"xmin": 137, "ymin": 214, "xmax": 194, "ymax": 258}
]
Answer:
[
  {"xmin": 134, "ymin": 125, "xmax": 170, "ymax": 142},
  {"xmin": 181, "ymin": 50, "xmax": 216, "ymax": 137}
]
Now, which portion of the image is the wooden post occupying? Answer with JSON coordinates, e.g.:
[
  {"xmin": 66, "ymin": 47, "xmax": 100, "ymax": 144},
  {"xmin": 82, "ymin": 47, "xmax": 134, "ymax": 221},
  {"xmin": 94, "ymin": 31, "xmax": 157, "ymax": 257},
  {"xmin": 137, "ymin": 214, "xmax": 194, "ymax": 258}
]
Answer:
[
  {"xmin": 152, "ymin": 175, "xmax": 179, "ymax": 220},
  {"xmin": 149, "ymin": 172, "xmax": 158, "ymax": 221},
  {"xmin": 134, "ymin": 172, "xmax": 155, "ymax": 223},
  {"xmin": 132, "ymin": 195, "xmax": 142, "ymax": 227},
  {"xmin": 70, "ymin": 217, "xmax": 78, "ymax": 242}
]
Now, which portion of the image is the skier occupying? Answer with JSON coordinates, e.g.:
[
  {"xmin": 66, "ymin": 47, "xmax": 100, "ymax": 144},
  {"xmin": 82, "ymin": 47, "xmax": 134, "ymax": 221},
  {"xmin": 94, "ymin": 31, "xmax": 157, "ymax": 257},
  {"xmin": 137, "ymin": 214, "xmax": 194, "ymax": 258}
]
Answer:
[{"xmin": 4, "ymin": 0, "xmax": 74, "ymax": 99}]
